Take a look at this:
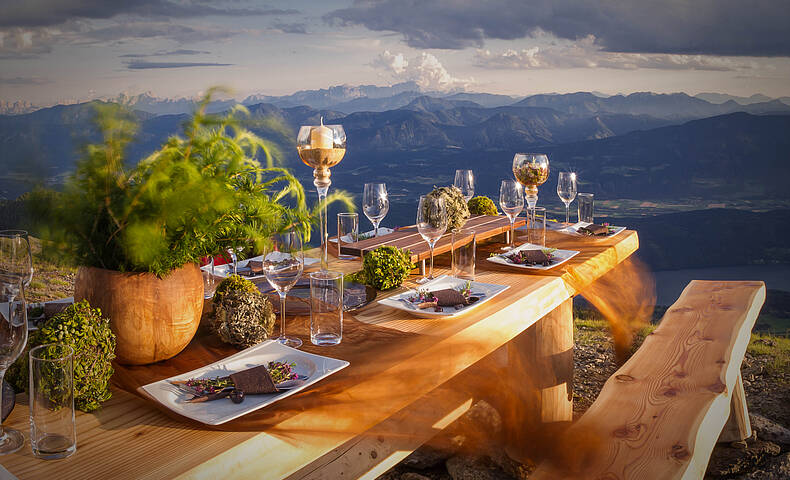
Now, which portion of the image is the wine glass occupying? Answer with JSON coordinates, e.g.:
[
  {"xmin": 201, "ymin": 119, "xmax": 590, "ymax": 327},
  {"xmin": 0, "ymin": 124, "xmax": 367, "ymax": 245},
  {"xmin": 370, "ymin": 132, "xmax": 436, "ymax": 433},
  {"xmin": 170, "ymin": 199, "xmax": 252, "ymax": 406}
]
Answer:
[
  {"xmin": 226, "ymin": 247, "xmax": 242, "ymax": 276},
  {"xmin": 363, "ymin": 183, "xmax": 389, "ymax": 237},
  {"xmin": 0, "ymin": 230, "xmax": 33, "ymax": 287},
  {"xmin": 297, "ymin": 119, "xmax": 346, "ymax": 270},
  {"xmin": 416, "ymin": 195, "xmax": 447, "ymax": 283},
  {"xmin": 557, "ymin": 172, "xmax": 577, "ymax": 225},
  {"xmin": 499, "ymin": 180, "xmax": 524, "ymax": 250},
  {"xmin": 0, "ymin": 274, "xmax": 28, "ymax": 454},
  {"xmin": 512, "ymin": 153, "xmax": 549, "ymax": 228},
  {"xmin": 453, "ymin": 169, "xmax": 475, "ymax": 202},
  {"xmin": 263, "ymin": 230, "xmax": 304, "ymax": 348}
]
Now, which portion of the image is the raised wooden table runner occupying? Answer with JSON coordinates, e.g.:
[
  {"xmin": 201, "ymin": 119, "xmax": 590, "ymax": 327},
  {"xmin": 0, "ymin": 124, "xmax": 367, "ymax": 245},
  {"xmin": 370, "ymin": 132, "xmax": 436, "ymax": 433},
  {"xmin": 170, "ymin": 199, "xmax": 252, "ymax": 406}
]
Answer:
[
  {"xmin": 337, "ymin": 214, "xmax": 525, "ymax": 263},
  {"xmin": 2, "ymin": 229, "xmax": 640, "ymax": 480}
]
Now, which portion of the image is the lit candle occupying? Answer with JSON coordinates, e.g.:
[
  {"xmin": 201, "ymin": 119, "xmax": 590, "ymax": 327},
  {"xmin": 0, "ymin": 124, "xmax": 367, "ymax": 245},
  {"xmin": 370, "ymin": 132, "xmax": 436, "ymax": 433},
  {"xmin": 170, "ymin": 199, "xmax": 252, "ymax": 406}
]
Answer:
[{"xmin": 310, "ymin": 117, "xmax": 334, "ymax": 149}]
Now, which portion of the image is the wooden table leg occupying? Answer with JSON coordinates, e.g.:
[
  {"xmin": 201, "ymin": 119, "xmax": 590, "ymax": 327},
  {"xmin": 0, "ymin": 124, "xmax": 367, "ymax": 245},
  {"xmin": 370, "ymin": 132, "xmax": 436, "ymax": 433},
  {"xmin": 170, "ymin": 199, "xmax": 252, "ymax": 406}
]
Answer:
[
  {"xmin": 718, "ymin": 372, "xmax": 752, "ymax": 442},
  {"xmin": 501, "ymin": 298, "xmax": 574, "ymax": 463}
]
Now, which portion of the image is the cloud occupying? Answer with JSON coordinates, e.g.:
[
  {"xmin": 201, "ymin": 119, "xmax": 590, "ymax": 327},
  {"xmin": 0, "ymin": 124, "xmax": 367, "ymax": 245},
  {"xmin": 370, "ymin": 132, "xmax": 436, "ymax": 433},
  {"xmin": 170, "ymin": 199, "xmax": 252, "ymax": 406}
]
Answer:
[
  {"xmin": 124, "ymin": 60, "xmax": 232, "ymax": 69},
  {"xmin": 474, "ymin": 36, "xmax": 755, "ymax": 71},
  {"xmin": 326, "ymin": 0, "xmax": 790, "ymax": 57},
  {"xmin": 272, "ymin": 22, "xmax": 308, "ymax": 34},
  {"xmin": 80, "ymin": 21, "xmax": 236, "ymax": 44},
  {"xmin": 371, "ymin": 51, "xmax": 474, "ymax": 92},
  {"xmin": 0, "ymin": 76, "xmax": 52, "ymax": 85},
  {"xmin": 0, "ymin": 1, "xmax": 299, "ymax": 28},
  {"xmin": 119, "ymin": 49, "xmax": 210, "ymax": 58}
]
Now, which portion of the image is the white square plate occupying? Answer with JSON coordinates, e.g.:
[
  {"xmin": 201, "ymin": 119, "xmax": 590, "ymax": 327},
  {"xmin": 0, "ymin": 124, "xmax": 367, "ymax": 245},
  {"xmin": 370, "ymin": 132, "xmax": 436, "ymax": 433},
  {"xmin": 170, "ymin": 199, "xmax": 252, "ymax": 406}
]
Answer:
[
  {"xmin": 559, "ymin": 222, "xmax": 626, "ymax": 238},
  {"xmin": 330, "ymin": 227, "xmax": 394, "ymax": 243},
  {"xmin": 487, "ymin": 243, "xmax": 580, "ymax": 271},
  {"xmin": 202, "ymin": 254, "xmax": 320, "ymax": 281},
  {"xmin": 377, "ymin": 275, "xmax": 510, "ymax": 319},
  {"xmin": 141, "ymin": 341, "xmax": 349, "ymax": 425}
]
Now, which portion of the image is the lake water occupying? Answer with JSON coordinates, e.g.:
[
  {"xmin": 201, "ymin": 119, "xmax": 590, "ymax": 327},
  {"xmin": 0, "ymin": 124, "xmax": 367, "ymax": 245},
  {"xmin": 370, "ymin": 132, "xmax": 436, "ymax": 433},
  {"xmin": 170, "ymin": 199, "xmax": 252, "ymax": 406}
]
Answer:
[{"xmin": 652, "ymin": 264, "xmax": 790, "ymax": 305}]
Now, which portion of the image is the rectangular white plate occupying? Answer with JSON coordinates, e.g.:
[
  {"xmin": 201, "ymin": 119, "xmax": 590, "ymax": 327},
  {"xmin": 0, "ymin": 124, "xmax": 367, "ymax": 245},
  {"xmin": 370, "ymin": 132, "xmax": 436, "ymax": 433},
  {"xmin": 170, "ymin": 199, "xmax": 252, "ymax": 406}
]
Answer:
[
  {"xmin": 202, "ymin": 254, "xmax": 320, "ymax": 281},
  {"xmin": 142, "ymin": 341, "xmax": 349, "ymax": 425},
  {"xmin": 559, "ymin": 221, "xmax": 626, "ymax": 237},
  {"xmin": 330, "ymin": 227, "xmax": 394, "ymax": 243},
  {"xmin": 487, "ymin": 243, "xmax": 580, "ymax": 271},
  {"xmin": 377, "ymin": 275, "xmax": 509, "ymax": 319}
]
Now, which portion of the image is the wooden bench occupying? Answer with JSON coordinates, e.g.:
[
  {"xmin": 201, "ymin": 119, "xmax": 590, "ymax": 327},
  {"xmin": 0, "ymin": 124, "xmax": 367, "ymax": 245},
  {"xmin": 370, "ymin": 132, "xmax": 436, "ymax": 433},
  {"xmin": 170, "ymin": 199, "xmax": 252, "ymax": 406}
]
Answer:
[{"xmin": 531, "ymin": 280, "xmax": 766, "ymax": 480}]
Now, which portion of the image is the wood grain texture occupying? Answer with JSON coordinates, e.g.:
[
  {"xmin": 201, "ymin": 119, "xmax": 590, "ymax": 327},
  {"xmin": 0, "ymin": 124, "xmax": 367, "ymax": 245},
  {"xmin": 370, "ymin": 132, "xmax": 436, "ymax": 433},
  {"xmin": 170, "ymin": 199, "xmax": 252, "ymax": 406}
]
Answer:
[
  {"xmin": 337, "ymin": 215, "xmax": 525, "ymax": 263},
  {"xmin": 74, "ymin": 264, "xmax": 204, "ymax": 365},
  {"xmin": 531, "ymin": 280, "xmax": 766, "ymax": 480},
  {"xmin": 3, "ymin": 231, "xmax": 639, "ymax": 480}
]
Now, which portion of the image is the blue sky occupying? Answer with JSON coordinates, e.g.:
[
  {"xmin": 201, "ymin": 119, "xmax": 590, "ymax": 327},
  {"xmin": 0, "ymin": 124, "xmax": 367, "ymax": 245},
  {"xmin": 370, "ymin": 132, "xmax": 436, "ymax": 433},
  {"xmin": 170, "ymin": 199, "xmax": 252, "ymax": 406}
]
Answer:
[{"xmin": 1, "ymin": 0, "xmax": 789, "ymax": 105}]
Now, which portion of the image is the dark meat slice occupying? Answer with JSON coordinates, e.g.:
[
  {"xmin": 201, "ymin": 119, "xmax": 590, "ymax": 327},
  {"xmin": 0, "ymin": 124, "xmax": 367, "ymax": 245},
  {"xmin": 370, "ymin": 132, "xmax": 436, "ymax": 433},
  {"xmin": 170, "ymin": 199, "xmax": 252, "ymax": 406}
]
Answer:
[
  {"xmin": 247, "ymin": 260, "xmax": 264, "ymax": 275},
  {"xmin": 521, "ymin": 249, "xmax": 549, "ymax": 264},
  {"xmin": 579, "ymin": 224, "xmax": 609, "ymax": 236},
  {"xmin": 230, "ymin": 365, "xmax": 278, "ymax": 394},
  {"xmin": 430, "ymin": 288, "xmax": 468, "ymax": 306}
]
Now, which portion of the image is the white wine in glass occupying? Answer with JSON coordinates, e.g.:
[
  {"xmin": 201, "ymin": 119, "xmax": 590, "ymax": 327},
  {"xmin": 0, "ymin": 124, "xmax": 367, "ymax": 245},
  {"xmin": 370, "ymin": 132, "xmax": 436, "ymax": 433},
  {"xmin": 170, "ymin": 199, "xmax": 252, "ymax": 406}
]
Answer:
[
  {"xmin": 416, "ymin": 195, "xmax": 447, "ymax": 283},
  {"xmin": 556, "ymin": 172, "xmax": 577, "ymax": 225},
  {"xmin": 263, "ymin": 231, "xmax": 304, "ymax": 348},
  {"xmin": 499, "ymin": 180, "xmax": 524, "ymax": 250}
]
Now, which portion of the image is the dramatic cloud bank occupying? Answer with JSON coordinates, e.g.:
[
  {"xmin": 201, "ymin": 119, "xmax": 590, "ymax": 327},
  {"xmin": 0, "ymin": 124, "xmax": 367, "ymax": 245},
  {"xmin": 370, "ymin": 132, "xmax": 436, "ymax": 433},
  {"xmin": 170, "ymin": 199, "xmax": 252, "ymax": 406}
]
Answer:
[
  {"xmin": 371, "ymin": 51, "xmax": 474, "ymax": 92},
  {"xmin": 327, "ymin": 0, "xmax": 790, "ymax": 56},
  {"xmin": 474, "ymin": 36, "xmax": 758, "ymax": 71}
]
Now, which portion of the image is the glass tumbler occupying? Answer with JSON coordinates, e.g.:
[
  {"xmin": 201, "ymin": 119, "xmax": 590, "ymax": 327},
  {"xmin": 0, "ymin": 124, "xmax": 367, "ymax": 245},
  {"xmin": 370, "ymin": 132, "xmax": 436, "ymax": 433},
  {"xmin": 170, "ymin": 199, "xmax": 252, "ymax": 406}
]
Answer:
[
  {"xmin": 29, "ymin": 343, "xmax": 76, "ymax": 460},
  {"xmin": 451, "ymin": 229, "xmax": 476, "ymax": 281},
  {"xmin": 202, "ymin": 257, "xmax": 217, "ymax": 299},
  {"xmin": 337, "ymin": 213, "xmax": 359, "ymax": 260},
  {"xmin": 310, "ymin": 271, "xmax": 343, "ymax": 346},
  {"xmin": 578, "ymin": 193, "xmax": 594, "ymax": 223},
  {"xmin": 528, "ymin": 207, "xmax": 547, "ymax": 246}
]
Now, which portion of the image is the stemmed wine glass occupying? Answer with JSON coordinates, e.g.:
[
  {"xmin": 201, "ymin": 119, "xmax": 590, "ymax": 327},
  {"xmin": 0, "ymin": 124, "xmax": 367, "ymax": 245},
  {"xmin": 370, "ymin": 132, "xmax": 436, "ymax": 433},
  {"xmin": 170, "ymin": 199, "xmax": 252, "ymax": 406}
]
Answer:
[
  {"xmin": 0, "ymin": 231, "xmax": 33, "ymax": 287},
  {"xmin": 557, "ymin": 172, "xmax": 577, "ymax": 225},
  {"xmin": 362, "ymin": 183, "xmax": 389, "ymax": 237},
  {"xmin": 226, "ymin": 247, "xmax": 243, "ymax": 276},
  {"xmin": 297, "ymin": 120, "xmax": 346, "ymax": 270},
  {"xmin": 453, "ymin": 170, "xmax": 475, "ymax": 202},
  {"xmin": 416, "ymin": 195, "xmax": 447, "ymax": 284},
  {"xmin": 0, "ymin": 274, "xmax": 28, "ymax": 454},
  {"xmin": 499, "ymin": 180, "xmax": 524, "ymax": 250},
  {"xmin": 263, "ymin": 230, "xmax": 304, "ymax": 348}
]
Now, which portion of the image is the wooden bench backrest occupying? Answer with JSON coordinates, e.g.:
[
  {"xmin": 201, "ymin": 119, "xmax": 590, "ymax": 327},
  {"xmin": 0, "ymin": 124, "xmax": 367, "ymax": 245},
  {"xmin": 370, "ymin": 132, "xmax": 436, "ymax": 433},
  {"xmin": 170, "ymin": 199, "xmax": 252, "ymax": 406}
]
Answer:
[{"xmin": 532, "ymin": 280, "xmax": 766, "ymax": 480}]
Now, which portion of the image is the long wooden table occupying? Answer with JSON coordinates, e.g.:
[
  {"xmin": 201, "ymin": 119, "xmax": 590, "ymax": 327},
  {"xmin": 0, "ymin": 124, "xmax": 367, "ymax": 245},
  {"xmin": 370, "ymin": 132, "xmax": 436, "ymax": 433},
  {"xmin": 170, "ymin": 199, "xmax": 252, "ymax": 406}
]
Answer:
[{"xmin": 1, "ymin": 228, "xmax": 640, "ymax": 479}]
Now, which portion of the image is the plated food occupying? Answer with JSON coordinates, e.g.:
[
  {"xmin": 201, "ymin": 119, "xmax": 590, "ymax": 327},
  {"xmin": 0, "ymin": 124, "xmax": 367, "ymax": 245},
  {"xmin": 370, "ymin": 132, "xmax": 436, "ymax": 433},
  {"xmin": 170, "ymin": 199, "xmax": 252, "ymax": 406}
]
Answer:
[
  {"xmin": 142, "ymin": 341, "xmax": 349, "ymax": 425},
  {"xmin": 487, "ymin": 243, "xmax": 580, "ymax": 271},
  {"xmin": 378, "ymin": 275, "xmax": 509, "ymax": 318},
  {"xmin": 560, "ymin": 221, "xmax": 626, "ymax": 238},
  {"xmin": 202, "ymin": 254, "xmax": 320, "ymax": 281}
]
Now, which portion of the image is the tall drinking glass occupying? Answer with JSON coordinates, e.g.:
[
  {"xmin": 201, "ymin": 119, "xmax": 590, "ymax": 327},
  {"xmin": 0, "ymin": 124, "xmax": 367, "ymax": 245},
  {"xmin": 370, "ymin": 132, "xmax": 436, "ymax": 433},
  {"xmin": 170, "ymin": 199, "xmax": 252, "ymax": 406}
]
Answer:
[
  {"xmin": 309, "ymin": 271, "xmax": 343, "ymax": 346},
  {"xmin": 416, "ymin": 195, "xmax": 447, "ymax": 283},
  {"xmin": 0, "ymin": 274, "xmax": 28, "ymax": 454},
  {"xmin": 263, "ymin": 231, "xmax": 304, "ymax": 348},
  {"xmin": 29, "ymin": 344, "xmax": 76, "ymax": 460},
  {"xmin": 453, "ymin": 170, "xmax": 475, "ymax": 202},
  {"xmin": 362, "ymin": 183, "xmax": 389, "ymax": 238},
  {"xmin": 337, "ymin": 213, "xmax": 359, "ymax": 260},
  {"xmin": 556, "ymin": 172, "xmax": 577, "ymax": 225},
  {"xmin": 578, "ymin": 193, "xmax": 594, "ymax": 223},
  {"xmin": 499, "ymin": 180, "xmax": 524, "ymax": 250},
  {"xmin": 0, "ymin": 230, "xmax": 33, "ymax": 287}
]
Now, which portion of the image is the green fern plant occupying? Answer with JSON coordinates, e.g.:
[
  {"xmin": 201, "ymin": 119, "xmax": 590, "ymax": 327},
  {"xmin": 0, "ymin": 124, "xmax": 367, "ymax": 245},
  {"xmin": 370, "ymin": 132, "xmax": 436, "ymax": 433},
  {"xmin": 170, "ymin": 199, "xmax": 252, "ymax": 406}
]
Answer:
[{"xmin": 35, "ymin": 90, "xmax": 354, "ymax": 275}]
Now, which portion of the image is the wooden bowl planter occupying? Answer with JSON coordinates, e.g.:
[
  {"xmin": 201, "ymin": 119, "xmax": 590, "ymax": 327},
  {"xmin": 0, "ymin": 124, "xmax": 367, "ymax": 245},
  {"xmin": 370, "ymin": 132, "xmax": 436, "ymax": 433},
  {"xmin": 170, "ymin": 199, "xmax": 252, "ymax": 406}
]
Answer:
[{"xmin": 74, "ymin": 264, "xmax": 204, "ymax": 365}]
